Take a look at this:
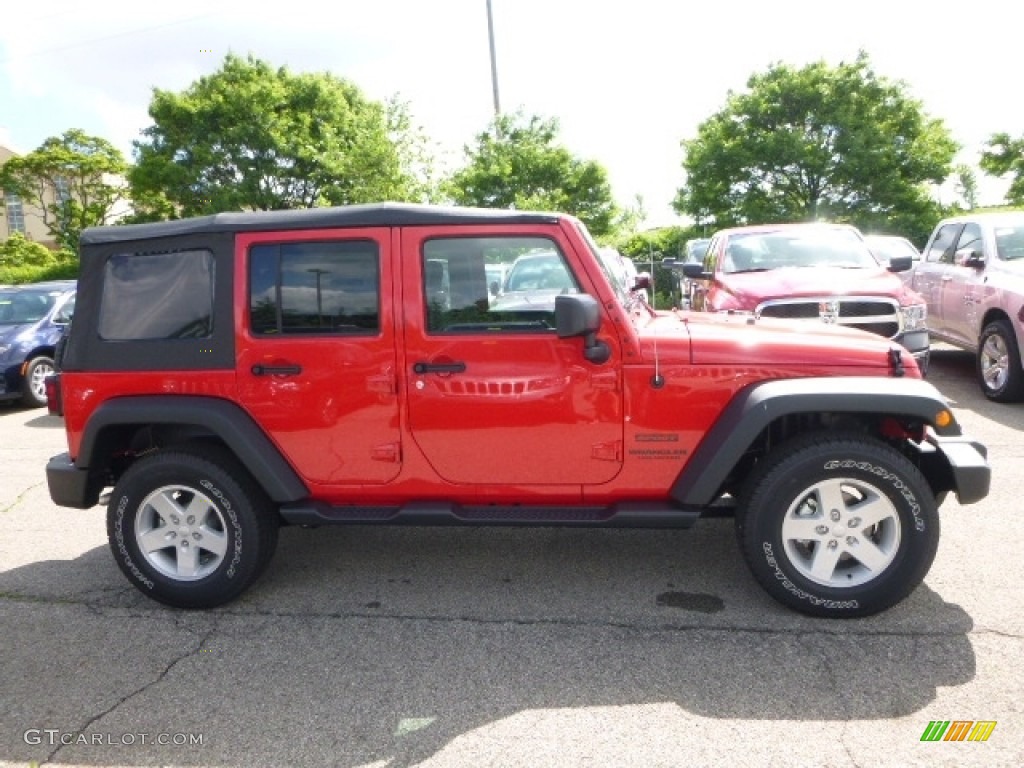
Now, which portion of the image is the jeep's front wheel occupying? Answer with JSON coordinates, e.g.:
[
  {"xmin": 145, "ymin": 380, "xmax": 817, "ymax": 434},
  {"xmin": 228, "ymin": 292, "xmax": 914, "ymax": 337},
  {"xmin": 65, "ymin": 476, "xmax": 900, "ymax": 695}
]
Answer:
[
  {"xmin": 107, "ymin": 449, "xmax": 278, "ymax": 608},
  {"xmin": 736, "ymin": 434, "xmax": 939, "ymax": 618}
]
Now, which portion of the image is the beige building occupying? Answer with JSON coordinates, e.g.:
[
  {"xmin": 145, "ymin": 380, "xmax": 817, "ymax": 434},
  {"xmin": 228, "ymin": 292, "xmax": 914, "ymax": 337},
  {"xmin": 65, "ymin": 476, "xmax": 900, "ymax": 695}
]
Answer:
[
  {"xmin": 1, "ymin": 144, "xmax": 132, "ymax": 249},
  {"xmin": 0, "ymin": 144, "xmax": 62, "ymax": 248}
]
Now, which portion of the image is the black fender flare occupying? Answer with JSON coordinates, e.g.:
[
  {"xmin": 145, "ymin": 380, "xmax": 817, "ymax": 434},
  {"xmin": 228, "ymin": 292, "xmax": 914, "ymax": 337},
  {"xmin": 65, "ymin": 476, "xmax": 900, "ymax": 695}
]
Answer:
[
  {"xmin": 670, "ymin": 377, "xmax": 960, "ymax": 506},
  {"xmin": 78, "ymin": 395, "xmax": 308, "ymax": 503}
]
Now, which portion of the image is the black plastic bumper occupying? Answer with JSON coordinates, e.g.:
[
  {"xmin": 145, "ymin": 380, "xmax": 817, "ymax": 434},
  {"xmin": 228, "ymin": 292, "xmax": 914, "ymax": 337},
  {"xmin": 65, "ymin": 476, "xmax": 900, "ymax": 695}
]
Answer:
[
  {"xmin": 46, "ymin": 452, "xmax": 103, "ymax": 509},
  {"xmin": 927, "ymin": 435, "xmax": 990, "ymax": 505}
]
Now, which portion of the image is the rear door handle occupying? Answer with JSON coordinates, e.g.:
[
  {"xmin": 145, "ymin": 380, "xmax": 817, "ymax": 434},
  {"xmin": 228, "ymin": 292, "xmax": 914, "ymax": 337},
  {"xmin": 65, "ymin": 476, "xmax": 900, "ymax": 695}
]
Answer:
[
  {"xmin": 413, "ymin": 361, "xmax": 467, "ymax": 375},
  {"xmin": 251, "ymin": 363, "xmax": 303, "ymax": 376}
]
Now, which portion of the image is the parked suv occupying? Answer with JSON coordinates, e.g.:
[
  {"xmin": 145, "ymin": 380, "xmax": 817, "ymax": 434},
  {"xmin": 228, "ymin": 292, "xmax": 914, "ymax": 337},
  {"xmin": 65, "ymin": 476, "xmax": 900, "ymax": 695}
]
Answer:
[
  {"xmin": 680, "ymin": 223, "xmax": 930, "ymax": 372},
  {"xmin": 910, "ymin": 211, "xmax": 1024, "ymax": 401},
  {"xmin": 45, "ymin": 204, "xmax": 989, "ymax": 617},
  {"xmin": 0, "ymin": 280, "xmax": 76, "ymax": 407}
]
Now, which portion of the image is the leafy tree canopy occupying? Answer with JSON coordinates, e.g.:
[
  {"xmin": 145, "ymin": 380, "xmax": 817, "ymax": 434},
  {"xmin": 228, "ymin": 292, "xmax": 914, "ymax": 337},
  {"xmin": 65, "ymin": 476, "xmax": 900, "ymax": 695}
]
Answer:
[
  {"xmin": 445, "ymin": 112, "xmax": 620, "ymax": 238},
  {"xmin": 0, "ymin": 129, "xmax": 128, "ymax": 253},
  {"xmin": 129, "ymin": 53, "xmax": 431, "ymax": 219},
  {"xmin": 980, "ymin": 132, "xmax": 1024, "ymax": 205},
  {"xmin": 674, "ymin": 52, "xmax": 957, "ymax": 243}
]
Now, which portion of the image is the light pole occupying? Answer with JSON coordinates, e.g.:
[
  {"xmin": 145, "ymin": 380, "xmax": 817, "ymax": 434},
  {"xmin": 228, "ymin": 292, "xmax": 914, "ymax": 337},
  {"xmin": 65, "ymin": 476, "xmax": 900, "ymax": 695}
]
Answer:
[
  {"xmin": 307, "ymin": 268, "xmax": 327, "ymax": 327},
  {"xmin": 486, "ymin": 0, "xmax": 501, "ymax": 121}
]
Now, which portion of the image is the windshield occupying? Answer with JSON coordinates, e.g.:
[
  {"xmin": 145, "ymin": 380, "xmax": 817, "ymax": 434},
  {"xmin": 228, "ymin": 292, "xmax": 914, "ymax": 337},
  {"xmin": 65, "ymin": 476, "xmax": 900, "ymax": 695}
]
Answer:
[
  {"xmin": 574, "ymin": 221, "xmax": 632, "ymax": 306},
  {"xmin": 724, "ymin": 229, "xmax": 879, "ymax": 274},
  {"xmin": 995, "ymin": 225, "xmax": 1024, "ymax": 261},
  {"xmin": 0, "ymin": 290, "xmax": 57, "ymax": 324}
]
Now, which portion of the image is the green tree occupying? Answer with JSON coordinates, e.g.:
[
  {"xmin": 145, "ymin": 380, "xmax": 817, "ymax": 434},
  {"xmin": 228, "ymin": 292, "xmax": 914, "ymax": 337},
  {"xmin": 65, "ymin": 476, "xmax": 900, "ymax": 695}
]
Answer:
[
  {"xmin": 980, "ymin": 132, "xmax": 1024, "ymax": 205},
  {"xmin": 674, "ymin": 52, "xmax": 957, "ymax": 242},
  {"xmin": 445, "ymin": 112, "xmax": 620, "ymax": 238},
  {"xmin": 953, "ymin": 163, "xmax": 979, "ymax": 210},
  {"xmin": 129, "ymin": 53, "xmax": 431, "ymax": 219},
  {"xmin": 0, "ymin": 129, "xmax": 128, "ymax": 253}
]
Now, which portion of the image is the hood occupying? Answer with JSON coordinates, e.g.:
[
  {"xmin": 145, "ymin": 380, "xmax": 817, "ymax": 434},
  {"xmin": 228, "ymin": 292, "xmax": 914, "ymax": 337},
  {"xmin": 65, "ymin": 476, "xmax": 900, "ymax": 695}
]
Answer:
[
  {"xmin": 639, "ymin": 310, "xmax": 915, "ymax": 372},
  {"xmin": 718, "ymin": 266, "xmax": 913, "ymax": 307}
]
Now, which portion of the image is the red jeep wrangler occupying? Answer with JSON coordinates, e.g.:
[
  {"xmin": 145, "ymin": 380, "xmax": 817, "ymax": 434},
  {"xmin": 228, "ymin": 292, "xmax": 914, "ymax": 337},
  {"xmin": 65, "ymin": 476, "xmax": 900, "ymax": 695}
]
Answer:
[{"xmin": 45, "ymin": 204, "xmax": 989, "ymax": 617}]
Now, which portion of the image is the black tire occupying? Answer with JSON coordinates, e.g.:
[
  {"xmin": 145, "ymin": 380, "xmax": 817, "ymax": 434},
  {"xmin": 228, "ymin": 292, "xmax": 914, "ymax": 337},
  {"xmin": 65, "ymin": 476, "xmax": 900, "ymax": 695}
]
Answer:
[
  {"xmin": 21, "ymin": 356, "xmax": 54, "ymax": 408},
  {"xmin": 977, "ymin": 319, "xmax": 1024, "ymax": 403},
  {"xmin": 107, "ymin": 447, "xmax": 279, "ymax": 608},
  {"xmin": 735, "ymin": 432, "xmax": 939, "ymax": 618}
]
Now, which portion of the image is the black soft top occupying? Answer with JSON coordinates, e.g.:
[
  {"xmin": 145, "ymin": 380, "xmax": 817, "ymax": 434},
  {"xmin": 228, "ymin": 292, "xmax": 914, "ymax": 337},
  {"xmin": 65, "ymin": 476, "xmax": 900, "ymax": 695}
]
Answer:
[{"xmin": 80, "ymin": 203, "xmax": 564, "ymax": 245}]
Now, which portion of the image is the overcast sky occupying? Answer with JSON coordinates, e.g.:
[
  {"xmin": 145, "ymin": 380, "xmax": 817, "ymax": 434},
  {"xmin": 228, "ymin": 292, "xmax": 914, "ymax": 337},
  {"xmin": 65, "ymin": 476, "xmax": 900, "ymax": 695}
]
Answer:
[{"xmin": 1, "ymin": 0, "xmax": 1019, "ymax": 226}]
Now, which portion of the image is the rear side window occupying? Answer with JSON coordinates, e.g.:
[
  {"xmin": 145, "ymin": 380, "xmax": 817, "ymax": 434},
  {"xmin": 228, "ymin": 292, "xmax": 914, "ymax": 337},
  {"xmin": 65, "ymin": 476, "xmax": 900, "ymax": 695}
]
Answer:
[
  {"xmin": 99, "ymin": 250, "xmax": 214, "ymax": 340},
  {"xmin": 249, "ymin": 241, "xmax": 380, "ymax": 335}
]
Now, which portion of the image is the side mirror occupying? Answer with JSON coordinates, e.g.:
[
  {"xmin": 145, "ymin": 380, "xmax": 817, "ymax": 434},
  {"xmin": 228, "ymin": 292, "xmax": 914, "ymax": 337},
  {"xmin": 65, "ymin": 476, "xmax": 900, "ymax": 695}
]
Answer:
[
  {"xmin": 682, "ymin": 262, "xmax": 707, "ymax": 279},
  {"xmin": 887, "ymin": 254, "xmax": 913, "ymax": 273},
  {"xmin": 555, "ymin": 294, "xmax": 610, "ymax": 364},
  {"xmin": 489, "ymin": 280, "xmax": 500, "ymax": 297},
  {"xmin": 956, "ymin": 248, "xmax": 985, "ymax": 268},
  {"xmin": 632, "ymin": 272, "xmax": 652, "ymax": 291}
]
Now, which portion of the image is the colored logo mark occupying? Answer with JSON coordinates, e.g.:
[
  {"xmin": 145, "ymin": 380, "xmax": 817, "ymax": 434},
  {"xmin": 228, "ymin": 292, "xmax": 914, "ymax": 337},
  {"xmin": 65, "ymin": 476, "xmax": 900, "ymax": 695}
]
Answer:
[{"xmin": 920, "ymin": 720, "xmax": 997, "ymax": 742}]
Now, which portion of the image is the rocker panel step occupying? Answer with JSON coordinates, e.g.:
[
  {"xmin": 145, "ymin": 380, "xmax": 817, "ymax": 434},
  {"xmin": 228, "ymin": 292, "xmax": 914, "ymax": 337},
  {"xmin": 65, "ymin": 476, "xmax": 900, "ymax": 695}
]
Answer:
[{"xmin": 279, "ymin": 500, "xmax": 702, "ymax": 528}]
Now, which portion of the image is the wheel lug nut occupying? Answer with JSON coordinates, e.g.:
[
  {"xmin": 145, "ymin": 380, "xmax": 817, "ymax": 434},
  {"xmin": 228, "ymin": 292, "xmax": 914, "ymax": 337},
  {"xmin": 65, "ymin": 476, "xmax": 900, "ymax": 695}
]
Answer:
[
  {"xmin": 181, "ymin": 540, "xmax": 189, "ymax": 549},
  {"xmin": 830, "ymin": 509, "xmax": 841, "ymax": 522},
  {"xmin": 192, "ymin": 532, "xmax": 202, "ymax": 540},
  {"xmin": 171, "ymin": 516, "xmax": 180, "ymax": 525},
  {"xmin": 187, "ymin": 515, "xmax": 195, "ymax": 525},
  {"xmin": 816, "ymin": 525, "xmax": 829, "ymax": 535},
  {"xmin": 827, "ymin": 540, "xmax": 838, "ymax": 550},
  {"xmin": 168, "ymin": 531, "xmax": 177, "ymax": 539},
  {"xmin": 848, "ymin": 517, "xmax": 861, "ymax": 528},
  {"xmin": 846, "ymin": 536, "xmax": 857, "ymax": 546}
]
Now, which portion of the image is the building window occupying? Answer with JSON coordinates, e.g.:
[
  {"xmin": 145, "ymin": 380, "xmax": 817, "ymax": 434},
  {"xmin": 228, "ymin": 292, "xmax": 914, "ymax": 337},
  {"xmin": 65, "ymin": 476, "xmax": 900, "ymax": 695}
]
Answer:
[
  {"xmin": 4, "ymin": 191, "xmax": 25, "ymax": 233},
  {"xmin": 54, "ymin": 177, "xmax": 71, "ymax": 206}
]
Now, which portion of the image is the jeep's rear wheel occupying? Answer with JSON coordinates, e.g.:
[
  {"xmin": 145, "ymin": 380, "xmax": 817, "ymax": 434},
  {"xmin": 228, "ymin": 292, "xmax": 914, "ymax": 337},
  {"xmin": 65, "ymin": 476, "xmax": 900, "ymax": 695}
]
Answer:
[
  {"xmin": 736, "ymin": 433, "xmax": 939, "ymax": 618},
  {"xmin": 22, "ymin": 356, "xmax": 54, "ymax": 408},
  {"xmin": 978, "ymin": 319, "xmax": 1024, "ymax": 402},
  {"xmin": 107, "ymin": 448, "xmax": 278, "ymax": 608}
]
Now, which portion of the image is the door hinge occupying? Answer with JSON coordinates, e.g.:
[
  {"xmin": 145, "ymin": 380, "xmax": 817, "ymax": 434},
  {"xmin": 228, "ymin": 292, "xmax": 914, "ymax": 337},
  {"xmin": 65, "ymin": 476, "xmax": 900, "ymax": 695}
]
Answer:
[
  {"xmin": 592, "ymin": 440, "xmax": 622, "ymax": 462},
  {"xmin": 590, "ymin": 370, "xmax": 619, "ymax": 390},
  {"xmin": 372, "ymin": 443, "xmax": 401, "ymax": 463},
  {"xmin": 367, "ymin": 369, "xmax": 396, "ymax": 395}
]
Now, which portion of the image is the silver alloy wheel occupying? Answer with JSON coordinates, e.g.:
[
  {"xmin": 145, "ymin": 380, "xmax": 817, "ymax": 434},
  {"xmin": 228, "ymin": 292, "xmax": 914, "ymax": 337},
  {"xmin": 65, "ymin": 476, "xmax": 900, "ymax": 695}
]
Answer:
[
  {"xmin": 980, "ymin": 332, "xmax": 1009, "ymax": 392},
  {"xmin": 781, "ymin": 476, "xmax": 901, "ymax": 588},
  {"xmin": 28, "ymin": 359, "xmax": 54, "ymax": 401},
  {"xmin": 134, "ymin": 484, "xmax": 229, "ymax": 581}
]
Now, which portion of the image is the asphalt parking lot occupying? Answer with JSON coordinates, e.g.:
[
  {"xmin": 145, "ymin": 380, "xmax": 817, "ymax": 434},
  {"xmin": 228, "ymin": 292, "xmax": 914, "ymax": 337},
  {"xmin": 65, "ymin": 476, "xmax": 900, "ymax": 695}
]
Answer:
[{"xmin": 1, "ymin": 346, "xmax": 1022, "ymax": 768}]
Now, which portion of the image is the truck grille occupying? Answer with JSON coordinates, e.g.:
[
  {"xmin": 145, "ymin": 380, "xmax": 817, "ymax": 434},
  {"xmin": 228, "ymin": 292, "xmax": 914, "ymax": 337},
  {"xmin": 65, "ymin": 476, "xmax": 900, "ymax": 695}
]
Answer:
[{"xmin": 756, "ymin": 298, "xmax": 901, "ymax": 339}]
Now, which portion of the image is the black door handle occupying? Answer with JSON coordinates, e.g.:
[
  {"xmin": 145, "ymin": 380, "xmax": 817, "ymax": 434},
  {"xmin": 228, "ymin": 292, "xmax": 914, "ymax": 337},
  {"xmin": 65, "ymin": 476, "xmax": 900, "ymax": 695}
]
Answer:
[
  {"xmin": 413, "ymin": 361, "xmax": 467, "ymax": 375},
  {"xmin": 251, "ymin": 363, "xmax": 303, "ymax": 376}
]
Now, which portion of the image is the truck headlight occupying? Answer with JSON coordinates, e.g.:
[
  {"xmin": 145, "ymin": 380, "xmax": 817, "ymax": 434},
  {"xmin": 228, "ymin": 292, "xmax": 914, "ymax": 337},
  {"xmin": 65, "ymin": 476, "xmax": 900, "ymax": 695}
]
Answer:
[{"xmin": 901, "ymin": 303, "xmax": 927, "ymax": 332}]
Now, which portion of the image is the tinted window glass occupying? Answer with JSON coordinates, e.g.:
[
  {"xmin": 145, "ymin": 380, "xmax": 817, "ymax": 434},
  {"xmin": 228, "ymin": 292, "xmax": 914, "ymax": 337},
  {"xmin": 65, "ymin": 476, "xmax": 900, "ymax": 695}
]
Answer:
[
  {"xmin": 423, "ymin": 236, "xmax": 577, "ymax": 333},
  {"xmin": 99, "ymin": 250, "xmax": 214, "ymax": 340},
  {"xmin": 250, "ymin": 241, "xmax": 379, "ymax": 335},
  {"xmin": 955, "ymin": 223, "xmax": 983, "ymax": 255},
  {"xmin": 926, "ymin": 224, "xmax": 960, "ymax": 264}
]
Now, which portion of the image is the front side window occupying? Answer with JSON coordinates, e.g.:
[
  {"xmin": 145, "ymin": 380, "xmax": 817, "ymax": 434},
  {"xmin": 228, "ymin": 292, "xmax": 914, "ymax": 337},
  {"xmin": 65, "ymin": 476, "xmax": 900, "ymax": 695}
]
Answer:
[
  {"xmin": 926, "ymin": 224, "xmax": 960, "ymax": 264},
  {"xmin": 423, "ymin": 236, "xmax": 578, "ymax": 333},
  {"xmin": 249, "ymin": 240, "xmax": 380, "ymax": 335},
  {"xmin": 955, "ymin": 223, "xmax": 983, "ymax": 256},
  {"xmin": 99, "ymin": 250, "xmax": 214, "ymax": 340}
]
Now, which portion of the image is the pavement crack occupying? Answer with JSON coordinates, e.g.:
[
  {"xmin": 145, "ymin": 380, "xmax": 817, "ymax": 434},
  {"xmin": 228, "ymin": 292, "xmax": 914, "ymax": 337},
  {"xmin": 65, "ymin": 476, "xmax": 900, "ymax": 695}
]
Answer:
[
  {"xmin": 0, "ymin": 480, "xmax": 43, "ymax": 515},
  {"xmin": 41, "ymin": 625, "xmax": 217, "ymax": 766}
]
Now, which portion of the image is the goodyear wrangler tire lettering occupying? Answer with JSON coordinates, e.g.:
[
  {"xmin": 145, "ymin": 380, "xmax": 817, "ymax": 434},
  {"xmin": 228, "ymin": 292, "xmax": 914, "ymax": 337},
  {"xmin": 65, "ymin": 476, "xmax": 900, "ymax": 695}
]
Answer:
[
  {"xmin": 736, "ymin": 432, "xmax": 939, "ymax": 618},
  {"xmin": 105, "ymin": 448, "xmax": 278, "ymax": 609}
]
